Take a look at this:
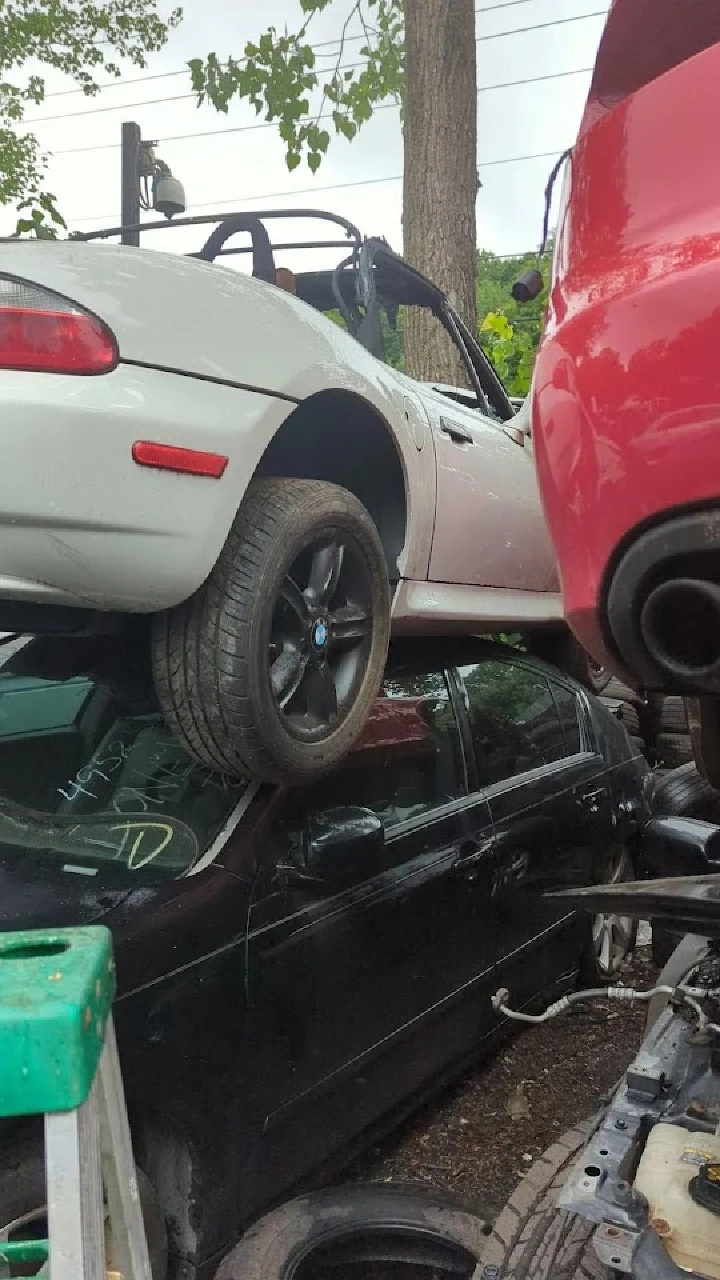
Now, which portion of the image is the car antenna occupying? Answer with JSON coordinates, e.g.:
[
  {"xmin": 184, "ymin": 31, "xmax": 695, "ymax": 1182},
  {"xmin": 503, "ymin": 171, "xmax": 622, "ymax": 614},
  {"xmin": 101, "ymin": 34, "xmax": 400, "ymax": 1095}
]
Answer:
[{"xmin": 511, "ymin": 147, "xmax": 572, "ymax": 303}]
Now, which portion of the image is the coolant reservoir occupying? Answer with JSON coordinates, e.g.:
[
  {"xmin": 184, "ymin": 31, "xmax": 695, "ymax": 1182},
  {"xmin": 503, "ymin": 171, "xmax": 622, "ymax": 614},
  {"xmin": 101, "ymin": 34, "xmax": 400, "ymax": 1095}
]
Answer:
[{"xmin": 633, "ymin": 1122, "xmax": 720, "ymax": 1278}]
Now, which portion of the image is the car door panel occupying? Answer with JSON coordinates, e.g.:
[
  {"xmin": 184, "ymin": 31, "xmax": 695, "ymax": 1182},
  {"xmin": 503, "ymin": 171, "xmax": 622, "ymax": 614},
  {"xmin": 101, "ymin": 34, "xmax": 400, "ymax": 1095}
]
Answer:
[
  {"xmin": 421, "ymin": 392, "xmax": 557, "ymax": 590},
  {"xmin": 456, "ymin": 656, "xmax": 615, "ymax": 1012},
  {"xmin": 245, "ymin": 661, "xmax": 498, "ymax": 1191},
  {"xmin": 487, "ymin": 752, "xmax": 613, "ymax": 1007}
]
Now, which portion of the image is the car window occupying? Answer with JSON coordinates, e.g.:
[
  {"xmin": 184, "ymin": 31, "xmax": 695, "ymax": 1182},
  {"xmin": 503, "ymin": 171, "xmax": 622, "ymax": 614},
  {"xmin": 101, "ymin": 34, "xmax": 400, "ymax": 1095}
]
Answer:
[
  {"xmin": 379, "ymin": 305, "xmax": 477, "ymax": 392},
  {"xmin": 278, "ymin": 665, "xmax": 466, "ymax": 844},
  {"xmin": 548, "ymin": 678, "xmax": 584, "ymax": 756},
  {"xmin": 457, "ymin": 658, "xmax": 568, "ymax": 785},
  {"xmin": 0, "ymin": 635, "xmax": 250, "ymax": 884}
]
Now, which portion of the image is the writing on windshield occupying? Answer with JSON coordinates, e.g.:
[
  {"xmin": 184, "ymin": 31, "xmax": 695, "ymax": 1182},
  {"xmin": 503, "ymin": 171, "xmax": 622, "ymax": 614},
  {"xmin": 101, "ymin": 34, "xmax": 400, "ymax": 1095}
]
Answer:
[{"xmin": 0, "ymin": 661, "xmax": 248, "ymax": 880}]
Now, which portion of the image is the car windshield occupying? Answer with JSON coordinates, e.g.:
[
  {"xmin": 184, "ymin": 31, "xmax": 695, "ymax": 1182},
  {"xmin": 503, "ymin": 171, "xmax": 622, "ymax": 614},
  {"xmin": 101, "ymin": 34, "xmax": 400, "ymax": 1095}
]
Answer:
[{"xmin": 0, "ymin": 631, "xmax": 250, "ymax": 885}]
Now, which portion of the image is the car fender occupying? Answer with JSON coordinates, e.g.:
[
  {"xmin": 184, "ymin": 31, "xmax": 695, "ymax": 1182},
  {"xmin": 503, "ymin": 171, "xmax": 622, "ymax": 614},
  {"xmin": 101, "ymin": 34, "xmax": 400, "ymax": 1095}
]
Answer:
[{"xmin": 0, "ymin": 240, "xmax": 436, "ymax": 585}]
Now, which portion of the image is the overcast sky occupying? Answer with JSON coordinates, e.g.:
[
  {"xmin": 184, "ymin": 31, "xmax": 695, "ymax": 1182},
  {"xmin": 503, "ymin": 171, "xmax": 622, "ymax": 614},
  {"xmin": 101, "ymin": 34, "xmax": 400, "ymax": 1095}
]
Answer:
[{"xmin": 2, "ymin": 0, "xmax": 609, "ymax": 267}]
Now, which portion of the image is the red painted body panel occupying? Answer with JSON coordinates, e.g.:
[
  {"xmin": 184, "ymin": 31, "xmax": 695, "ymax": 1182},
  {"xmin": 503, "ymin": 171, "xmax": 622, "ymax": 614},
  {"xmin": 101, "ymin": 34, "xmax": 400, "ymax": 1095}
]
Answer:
[{"xmin": 531, "ymin": 1, "xmax": 720, "ymax": 675}]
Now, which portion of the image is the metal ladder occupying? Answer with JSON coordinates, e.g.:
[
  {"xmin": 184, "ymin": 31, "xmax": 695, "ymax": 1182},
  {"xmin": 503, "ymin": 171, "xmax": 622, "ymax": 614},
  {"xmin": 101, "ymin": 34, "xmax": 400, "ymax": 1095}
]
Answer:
[{"xmin": 0, "ymin": 926, "xmax": 152, "ymax": 1280}]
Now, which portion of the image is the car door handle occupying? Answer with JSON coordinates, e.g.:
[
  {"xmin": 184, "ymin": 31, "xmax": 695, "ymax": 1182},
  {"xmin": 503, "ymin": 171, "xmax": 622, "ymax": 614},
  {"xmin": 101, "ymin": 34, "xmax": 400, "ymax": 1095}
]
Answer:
[
  {"xmin": 454, "ymin": 836, "xmax": 494, "ymax": 873},
  {"xmin": 439, "ymin": 417, "xmax": 473, "ymax": 445},
  {"xmin": 577, "ymin": 786, "xmax": 607, "ymax": 811}
]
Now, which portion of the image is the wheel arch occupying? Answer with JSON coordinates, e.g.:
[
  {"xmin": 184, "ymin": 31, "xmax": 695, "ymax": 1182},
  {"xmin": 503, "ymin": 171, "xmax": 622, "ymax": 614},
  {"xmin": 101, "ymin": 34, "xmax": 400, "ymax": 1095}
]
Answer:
[{"xmin": 252, "ymin": 388, "xmax": 410, "ymax": 584}]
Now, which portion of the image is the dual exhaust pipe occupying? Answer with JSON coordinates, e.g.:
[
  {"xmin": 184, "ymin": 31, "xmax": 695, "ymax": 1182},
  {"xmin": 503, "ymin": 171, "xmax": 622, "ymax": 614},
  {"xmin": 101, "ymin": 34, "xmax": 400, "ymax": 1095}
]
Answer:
[{"xmin": 640, "ymin": 577, "xmax": 720, "ymax": 690}]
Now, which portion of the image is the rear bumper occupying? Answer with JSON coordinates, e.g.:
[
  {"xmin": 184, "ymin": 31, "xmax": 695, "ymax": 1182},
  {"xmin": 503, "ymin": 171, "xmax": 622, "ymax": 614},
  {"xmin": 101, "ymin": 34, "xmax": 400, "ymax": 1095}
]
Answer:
[
  {"xmin": 532, "ymin": 249, "xmax": 720, "ymax": 676},
  {"xmin": 0, "ymin": 363, "xmax": 288, "ymax": 616},
  {"xmin": 531, "ymin": 45, "xmax": 720, "ymax": 683}
]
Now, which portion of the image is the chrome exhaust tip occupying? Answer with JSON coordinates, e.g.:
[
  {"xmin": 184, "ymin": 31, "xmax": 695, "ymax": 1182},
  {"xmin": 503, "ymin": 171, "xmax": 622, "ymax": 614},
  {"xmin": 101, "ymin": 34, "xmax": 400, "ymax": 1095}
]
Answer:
[{"xmin": 640, "ymin": 577, "xmax": 720, "ymax": 687}]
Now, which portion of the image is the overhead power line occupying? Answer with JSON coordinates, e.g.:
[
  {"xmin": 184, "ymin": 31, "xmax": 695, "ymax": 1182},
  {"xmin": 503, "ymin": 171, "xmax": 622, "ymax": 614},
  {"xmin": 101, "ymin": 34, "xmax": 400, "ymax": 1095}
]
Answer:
[
  {"xmin": 67, "ymin": 146, "xmax": 569, "ymax": 227},
  {"xmin": 29, "ymin": 64, "xmax": 591, "ymax": 126},
  {"xmin": 38, "ymin": 1, "xmax": 551, "ymax": 101},
  {"xmin": 35, "ymin": 4, "xmax": 606, "ymax": 105},
  {"xmin": 52, "ymin": 48, "xmax": 596, "ymax": 157}
]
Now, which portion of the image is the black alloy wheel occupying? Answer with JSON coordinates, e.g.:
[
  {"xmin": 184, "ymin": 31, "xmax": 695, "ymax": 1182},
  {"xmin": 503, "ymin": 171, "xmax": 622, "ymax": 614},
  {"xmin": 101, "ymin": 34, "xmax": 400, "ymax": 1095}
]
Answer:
[{"xmin": 269, "ymin": 534, "xmax": 374, "ymax": 743}]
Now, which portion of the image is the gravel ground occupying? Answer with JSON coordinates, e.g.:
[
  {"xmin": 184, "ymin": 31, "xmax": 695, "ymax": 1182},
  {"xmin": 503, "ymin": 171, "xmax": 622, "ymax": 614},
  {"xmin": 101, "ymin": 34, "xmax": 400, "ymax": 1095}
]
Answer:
[{"xmin": 350, "ymin": 941, "xmax": 658, "ymax": 1218}]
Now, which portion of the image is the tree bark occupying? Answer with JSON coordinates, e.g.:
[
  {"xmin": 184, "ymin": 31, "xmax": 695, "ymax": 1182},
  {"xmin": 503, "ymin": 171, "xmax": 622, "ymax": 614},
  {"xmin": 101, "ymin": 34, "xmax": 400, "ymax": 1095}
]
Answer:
[{"xmin": 402, "ymin": 0, "xmax": 477, "ymax": 386}]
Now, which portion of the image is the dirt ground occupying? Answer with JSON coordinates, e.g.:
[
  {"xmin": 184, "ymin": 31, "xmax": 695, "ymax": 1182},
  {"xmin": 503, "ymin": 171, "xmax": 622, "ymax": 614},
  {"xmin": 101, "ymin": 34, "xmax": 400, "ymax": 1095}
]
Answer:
[{"xmin": 350, "ymin": 940, "xmax": 658, "ymax": 1218}]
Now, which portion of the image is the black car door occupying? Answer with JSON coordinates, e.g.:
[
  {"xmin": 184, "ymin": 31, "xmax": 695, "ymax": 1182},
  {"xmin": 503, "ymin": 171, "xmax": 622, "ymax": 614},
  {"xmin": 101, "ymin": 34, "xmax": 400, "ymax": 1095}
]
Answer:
[
  {"xmin": 244, "ymin": 651, "xmax": 497, "ymax": 1202},
  {"xmin": 455, "ymin": 654, "xmax": 615, "ymax": 1011}
]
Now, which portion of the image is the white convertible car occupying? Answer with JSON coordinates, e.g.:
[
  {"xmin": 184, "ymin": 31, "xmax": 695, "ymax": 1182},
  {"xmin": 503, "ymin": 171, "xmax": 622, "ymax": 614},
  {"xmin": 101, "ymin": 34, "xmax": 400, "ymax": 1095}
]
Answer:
[{"xmin": 0, "ymin": 210, "xmax": 587, "ymax": 782}]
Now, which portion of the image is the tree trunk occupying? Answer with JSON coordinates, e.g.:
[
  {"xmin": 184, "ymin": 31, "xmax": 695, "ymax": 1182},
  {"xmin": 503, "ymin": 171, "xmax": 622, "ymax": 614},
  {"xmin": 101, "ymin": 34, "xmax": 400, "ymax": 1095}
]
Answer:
[{"xmin": 402, "ymin": 0, "xmax": 477, "ymax": 386}]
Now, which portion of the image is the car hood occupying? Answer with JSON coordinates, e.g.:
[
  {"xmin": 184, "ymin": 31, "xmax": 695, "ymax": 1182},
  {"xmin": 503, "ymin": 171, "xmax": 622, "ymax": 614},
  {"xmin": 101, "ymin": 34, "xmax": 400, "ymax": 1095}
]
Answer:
[{"xmin": 0, "ymin": 861, "xmax": 130, "ymax": 933}]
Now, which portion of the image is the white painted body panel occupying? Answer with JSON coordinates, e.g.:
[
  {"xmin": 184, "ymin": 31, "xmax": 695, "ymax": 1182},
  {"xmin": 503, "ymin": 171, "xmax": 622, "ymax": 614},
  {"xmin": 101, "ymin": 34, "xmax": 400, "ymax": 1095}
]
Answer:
[
  {"xmin": 0, "ymin": 239, "xmax": 560, "ymax": 626},
  {"xmin": 406, "ymin": 383, "xmax": 558, "ymax": 591}
]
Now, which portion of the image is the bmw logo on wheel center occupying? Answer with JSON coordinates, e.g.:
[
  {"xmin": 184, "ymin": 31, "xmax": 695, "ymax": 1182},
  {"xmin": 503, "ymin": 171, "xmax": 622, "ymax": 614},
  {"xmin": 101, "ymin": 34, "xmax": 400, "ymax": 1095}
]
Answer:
[{"xmin": 312, "ymin": 619, "xmax": 329, "ymax": 650}]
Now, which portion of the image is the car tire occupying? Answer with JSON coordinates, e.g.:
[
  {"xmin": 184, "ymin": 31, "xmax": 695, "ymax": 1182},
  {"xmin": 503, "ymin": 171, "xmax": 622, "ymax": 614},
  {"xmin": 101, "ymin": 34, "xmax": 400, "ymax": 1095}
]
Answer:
[
  {"xmin": 652, "ymin": 761, "xmax": 720, "ymax": 821},
  {"xmin": 214, "ymin": 1183, "xmax": 494, "ymax": 1280},
  {"xmin": 618, "ymin": 702, "xmax": 640, "ymax": 738},
  {"xmin": 152, "ymin": 478, "xmax": 391, "ymax": 783},
  {"xmin": 659, "ymin": 696, "xmax": 688, "ymax": 734},
  {"xmin": 579, "ymin": 844, "xmax": 637, "ymax": 984},
  {"xmin": 655, "ymin": 733, "xmax": 693, "ymax": 769},
  {"xmin": 603, "ymin": 676, "xmax": 639, "ymax": 703},
  {"xmin": 479, "ymin": 1120, "xmax": 610, "ymax": 1278},
  {"xmin": 0, "ymin": 1131, "xmax": 167, "ymax": 1280}
]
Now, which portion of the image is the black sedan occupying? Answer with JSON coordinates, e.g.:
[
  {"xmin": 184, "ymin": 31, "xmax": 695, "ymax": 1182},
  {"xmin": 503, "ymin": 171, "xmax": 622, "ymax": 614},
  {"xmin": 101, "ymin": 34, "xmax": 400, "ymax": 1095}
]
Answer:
[{"xmin": 0, "ymin": 629, "xmax": 651, "ymax": 1280}]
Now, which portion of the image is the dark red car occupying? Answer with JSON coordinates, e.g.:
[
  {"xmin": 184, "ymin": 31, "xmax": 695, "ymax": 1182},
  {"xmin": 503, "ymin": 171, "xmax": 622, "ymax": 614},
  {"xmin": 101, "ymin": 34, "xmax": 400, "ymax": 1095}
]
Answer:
[{"xmin": 531, "ymin": 1, "xmax": 720, "ymax": 774}]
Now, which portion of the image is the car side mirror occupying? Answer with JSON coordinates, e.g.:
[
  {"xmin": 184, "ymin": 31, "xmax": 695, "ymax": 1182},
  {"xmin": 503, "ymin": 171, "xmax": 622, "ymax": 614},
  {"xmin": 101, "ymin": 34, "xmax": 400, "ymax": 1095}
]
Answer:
[
  {"xmin": 302, "ymin": 806, "xmax": 385, "ymax": 888},
  {"xmin": 511, "ymin": 268, "xmax": 544, "ymax": 303},
  {"xmin": 642, "ymin": 815, "xmax": 720, "ymax": 878}
]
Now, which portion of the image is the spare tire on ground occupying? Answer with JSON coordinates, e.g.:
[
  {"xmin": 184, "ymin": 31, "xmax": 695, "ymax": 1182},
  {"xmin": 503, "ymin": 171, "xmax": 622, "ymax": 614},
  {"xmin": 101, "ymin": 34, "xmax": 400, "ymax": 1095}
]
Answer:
[
  {"xmin": 660, "ymin": 695, "xmax": 688, "ymax": 734},
  {"xmin": 652, "ymin": 760, "xmax": 720, "ymax": 823},
  {"xmin": 214, "ymin": 1183, "xmax": 494, "ymax": 1280},
  {"xmin": 152, "ymin": 478, "xmax": 391, "ymax": 784},
  {"xmin": 603, "ymin": 676, "xmax": 641, "ymax": 703},
  {"xmin": 655, "ymin": 733, "xmax": 693, "ymax": 768},
  {"xmin": 478, "ymin": 1120, "xmax": 609, "ymax": 1278}
]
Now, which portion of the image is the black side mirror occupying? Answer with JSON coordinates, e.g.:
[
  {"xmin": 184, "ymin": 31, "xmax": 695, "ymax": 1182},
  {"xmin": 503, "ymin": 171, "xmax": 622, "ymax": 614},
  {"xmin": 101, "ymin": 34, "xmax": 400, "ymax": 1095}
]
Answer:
[
  {"xmin": 511, "ymin": 269, "xmax": 544, "ymax": 303},
  {"xmin": 303, "ymin": 806, "xmax": 385, "ymax": 888},
  {"xmin": 642, "ymin": 815, "xmax": 720, "ymax": 878}
]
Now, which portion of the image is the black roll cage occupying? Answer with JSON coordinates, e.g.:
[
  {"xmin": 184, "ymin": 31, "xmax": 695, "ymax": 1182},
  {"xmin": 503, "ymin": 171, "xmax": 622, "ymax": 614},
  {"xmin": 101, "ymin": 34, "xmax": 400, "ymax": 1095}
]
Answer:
[{"xmin": 72, "ymin": 208, "xmax": 513, "ymax": 421}]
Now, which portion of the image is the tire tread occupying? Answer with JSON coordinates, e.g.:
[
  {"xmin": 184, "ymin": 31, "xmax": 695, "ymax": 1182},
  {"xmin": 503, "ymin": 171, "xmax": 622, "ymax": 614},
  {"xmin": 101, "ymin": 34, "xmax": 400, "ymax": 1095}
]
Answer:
[
  {"xmin": 153, "ymin": 477, "xmax": 390, "ymax": 783},
  {"xmin": 479, "ymin": 1122, "xmax": 610, "ymax": 1278}
]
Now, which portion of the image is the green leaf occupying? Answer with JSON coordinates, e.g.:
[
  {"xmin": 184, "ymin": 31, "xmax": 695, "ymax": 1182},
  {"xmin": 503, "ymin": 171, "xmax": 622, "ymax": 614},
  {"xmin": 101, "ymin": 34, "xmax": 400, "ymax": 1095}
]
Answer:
[
  {"xmin": 1, "ymin": 0, "xmax": 178, "ymax": 222},
  {"xmin": 190, "ymin": 0, "xmax": 405, "ymax": 174},
  {"xmin": 188, "ymin": 57, "xmax": 205, "ymax": 92}
]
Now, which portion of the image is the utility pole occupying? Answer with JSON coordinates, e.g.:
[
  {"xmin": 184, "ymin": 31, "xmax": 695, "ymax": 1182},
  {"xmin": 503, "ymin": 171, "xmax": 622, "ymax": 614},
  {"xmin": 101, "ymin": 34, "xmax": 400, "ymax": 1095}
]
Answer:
[{"xmin": 120, "ymin": 121, "xmax": 142, "ymax": 246}]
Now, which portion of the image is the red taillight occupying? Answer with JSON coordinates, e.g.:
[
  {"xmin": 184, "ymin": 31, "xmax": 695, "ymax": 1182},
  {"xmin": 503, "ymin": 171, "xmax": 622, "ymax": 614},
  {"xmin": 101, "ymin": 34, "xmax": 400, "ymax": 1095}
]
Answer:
[{"xmin": 0, "ymin": 278, "xmax": 116, "ymax": 375}]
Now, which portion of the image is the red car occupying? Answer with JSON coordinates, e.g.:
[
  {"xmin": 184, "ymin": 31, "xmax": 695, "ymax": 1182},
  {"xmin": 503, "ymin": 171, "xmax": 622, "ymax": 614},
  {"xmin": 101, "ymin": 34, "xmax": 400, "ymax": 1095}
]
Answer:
[{"xmin": 531, "ymin": 0, "xmax": 720, "ymax": 776}]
